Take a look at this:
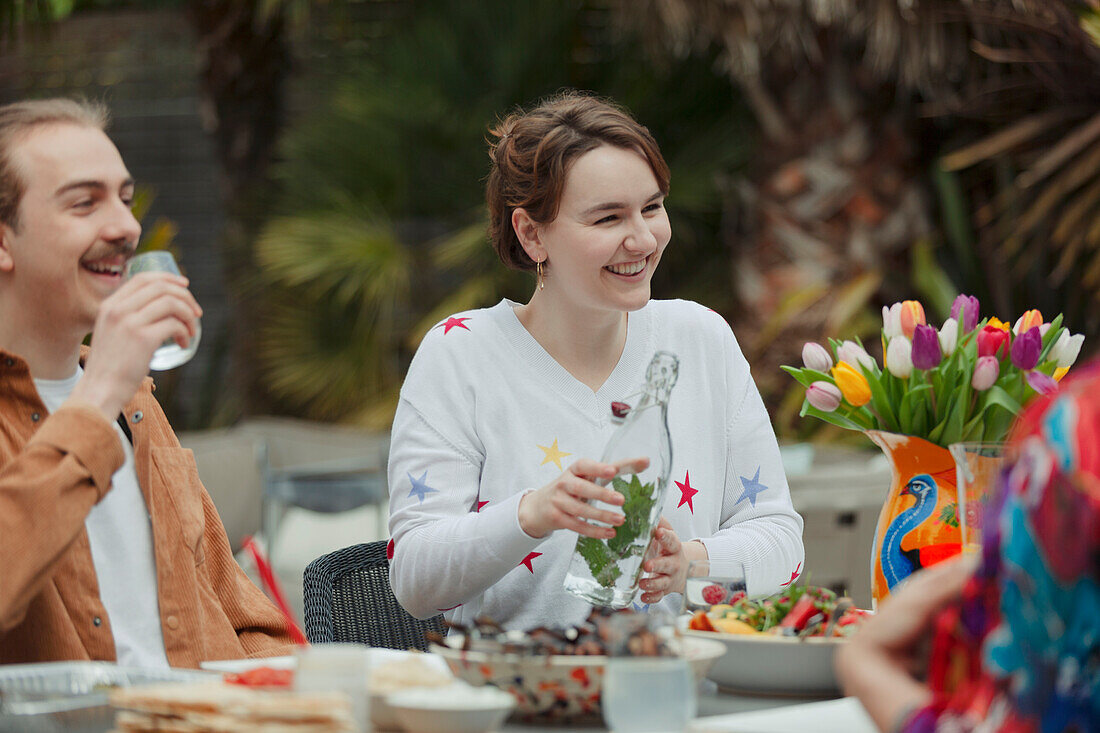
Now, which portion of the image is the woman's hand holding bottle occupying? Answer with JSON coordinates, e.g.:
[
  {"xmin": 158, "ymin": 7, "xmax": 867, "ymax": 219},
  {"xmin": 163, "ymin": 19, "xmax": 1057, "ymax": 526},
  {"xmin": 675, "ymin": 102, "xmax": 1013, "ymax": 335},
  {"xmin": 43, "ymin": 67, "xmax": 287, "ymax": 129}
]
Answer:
[{"xmin": 518, "ymin": 457, "xmax": 649, "ymax": 539}]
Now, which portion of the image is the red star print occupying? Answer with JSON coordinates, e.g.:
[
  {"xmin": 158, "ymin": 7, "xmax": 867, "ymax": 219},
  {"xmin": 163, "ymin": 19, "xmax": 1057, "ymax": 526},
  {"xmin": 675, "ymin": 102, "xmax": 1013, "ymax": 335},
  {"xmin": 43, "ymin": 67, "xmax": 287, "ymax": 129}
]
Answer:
[
  {"xmin": 780, "ymin": 562, "xmax": 803, "ymax": 587},
  {"xmin": 437, "ymin": 316, "xmax": 471, "ymax": 334},
  {"xmin": 519, "ymin": 552, "xmax": 542, "ymax": 573},
  {"xmin": 386, "ymin": 538, "xmax": 394, "ymax": 560},
  {"xmin": 675, "ymin": 470, "xmax": 698, "ymax": 513},
  {"xmin": 476, "ymin": 500, "xmax": 489, "ymax": 512},
  {"xmin": 437, "ymin": 604, "xmax": 462, "ymax": 612}
]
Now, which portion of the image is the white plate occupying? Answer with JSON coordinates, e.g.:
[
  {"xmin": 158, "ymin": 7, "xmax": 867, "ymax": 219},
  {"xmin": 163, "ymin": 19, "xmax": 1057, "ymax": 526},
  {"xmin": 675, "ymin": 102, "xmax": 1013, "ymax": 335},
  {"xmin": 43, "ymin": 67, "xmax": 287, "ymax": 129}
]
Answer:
[
  {"xmin": 199, "ymin": 655, "xmax": 296, "ymax": 673},
  {"xmin": 689, "ymin": 697, "xmax": 875, "ymax": 733},
  {"xmin": 681, "ymin": 630, "xmax": 843, "ymax": 696}
]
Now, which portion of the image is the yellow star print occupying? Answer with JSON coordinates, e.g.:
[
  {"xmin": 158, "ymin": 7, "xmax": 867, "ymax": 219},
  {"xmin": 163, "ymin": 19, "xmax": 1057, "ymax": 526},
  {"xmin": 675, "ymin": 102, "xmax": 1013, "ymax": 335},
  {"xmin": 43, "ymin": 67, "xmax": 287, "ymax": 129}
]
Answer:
[{"xmin": 537, "ymin": 438, "xmax": 572, "ymax": 470}]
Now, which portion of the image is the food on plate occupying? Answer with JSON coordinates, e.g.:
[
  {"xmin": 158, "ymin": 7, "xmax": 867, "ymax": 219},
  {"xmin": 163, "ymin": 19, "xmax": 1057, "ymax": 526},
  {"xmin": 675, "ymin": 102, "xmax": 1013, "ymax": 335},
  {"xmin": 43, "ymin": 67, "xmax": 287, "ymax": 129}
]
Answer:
[
  {"xmin": 109, "ymin": 681, "xmax": 353, "ymax": 732},
  {"xmin": 432, "ymin": 607, "xmax": 673, "ymax": 657},
  {"xmin": 223, "ymin": 666, "xmax": 294, "ymax": 688},
  {"xmin": 688, "ymin": 583, "xmax": 870, "ymax": 638},
  {"xmin": 368, "ymin": 656, "xmax": 453, "ymax": 695}
]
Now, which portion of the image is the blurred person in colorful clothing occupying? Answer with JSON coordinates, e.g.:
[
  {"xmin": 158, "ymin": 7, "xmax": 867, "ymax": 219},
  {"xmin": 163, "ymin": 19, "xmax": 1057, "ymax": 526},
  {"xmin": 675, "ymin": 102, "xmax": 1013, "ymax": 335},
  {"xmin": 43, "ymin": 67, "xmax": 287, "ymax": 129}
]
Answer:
[{"xmin": 837, "ymin": 361, "xmax": 1100, "ymax": 731}]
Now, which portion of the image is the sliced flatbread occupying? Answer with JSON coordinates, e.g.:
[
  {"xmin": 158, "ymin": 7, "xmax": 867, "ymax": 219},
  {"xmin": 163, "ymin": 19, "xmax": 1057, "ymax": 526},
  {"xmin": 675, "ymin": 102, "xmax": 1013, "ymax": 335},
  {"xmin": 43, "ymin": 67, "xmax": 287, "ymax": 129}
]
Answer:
[{"xmin": 109, "ymin": 682, "xmax": 353, "ymax": 732}]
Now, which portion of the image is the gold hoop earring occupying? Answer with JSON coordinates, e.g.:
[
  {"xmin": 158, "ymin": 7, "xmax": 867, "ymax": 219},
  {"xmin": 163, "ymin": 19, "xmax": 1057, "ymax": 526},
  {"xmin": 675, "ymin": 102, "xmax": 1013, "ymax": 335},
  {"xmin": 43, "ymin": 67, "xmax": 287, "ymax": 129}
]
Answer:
[{"xmin": 536, "ymin": 259, "xmax": 545, "ymax": 290}]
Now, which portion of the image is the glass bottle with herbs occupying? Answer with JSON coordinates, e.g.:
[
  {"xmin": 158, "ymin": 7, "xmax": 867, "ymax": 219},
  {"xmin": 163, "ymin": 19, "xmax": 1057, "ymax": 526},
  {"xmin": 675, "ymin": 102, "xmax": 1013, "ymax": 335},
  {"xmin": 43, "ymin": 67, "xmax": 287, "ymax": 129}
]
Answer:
[{"xmin": 564, "ymin": 351, "xmax": 679, "ymax": 608}]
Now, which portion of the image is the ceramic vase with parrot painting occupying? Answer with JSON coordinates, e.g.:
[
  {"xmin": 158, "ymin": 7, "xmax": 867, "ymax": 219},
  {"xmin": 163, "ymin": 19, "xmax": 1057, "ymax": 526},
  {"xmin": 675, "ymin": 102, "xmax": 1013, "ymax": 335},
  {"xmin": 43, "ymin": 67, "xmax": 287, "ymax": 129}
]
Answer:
[{"xmin": 866, "ymin": 431, "xmax": 964, "ymax": 606}]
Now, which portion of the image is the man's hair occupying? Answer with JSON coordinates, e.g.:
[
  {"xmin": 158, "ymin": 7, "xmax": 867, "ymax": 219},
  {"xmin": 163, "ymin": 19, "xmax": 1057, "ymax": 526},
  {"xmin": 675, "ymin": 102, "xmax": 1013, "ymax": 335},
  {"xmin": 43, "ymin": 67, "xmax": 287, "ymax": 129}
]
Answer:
[
  {"xmin": 485, "ymin": 90, "xmax": 670, "ymax": 272},
  {"xmin": 0, "ymin": 98, "xmax": 109, "ymax": 229}
]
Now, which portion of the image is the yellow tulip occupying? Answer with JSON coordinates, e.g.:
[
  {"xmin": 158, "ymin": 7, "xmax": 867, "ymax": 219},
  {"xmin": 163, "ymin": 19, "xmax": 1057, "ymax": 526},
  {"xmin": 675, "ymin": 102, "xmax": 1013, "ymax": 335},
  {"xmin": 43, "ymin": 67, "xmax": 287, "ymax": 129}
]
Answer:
[
  {"xmin": 831, "ymin": 363, "xmax": 872, "ymax": 407},
  {"xmin": 1054, "ymin": 367, "xmax": 1069, "ymax": 382},
  {"xmin": 987, "ymin": 317, "xmax": 1011, "ymax": 332}
]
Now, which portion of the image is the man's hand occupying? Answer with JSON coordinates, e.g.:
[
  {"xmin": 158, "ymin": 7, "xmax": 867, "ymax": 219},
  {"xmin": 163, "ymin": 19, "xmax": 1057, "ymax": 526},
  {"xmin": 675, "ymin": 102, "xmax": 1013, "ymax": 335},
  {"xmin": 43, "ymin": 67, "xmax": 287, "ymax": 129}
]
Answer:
[{"xmin": 69, "ymin": 272, "xmax": 201, "ymax": 421}]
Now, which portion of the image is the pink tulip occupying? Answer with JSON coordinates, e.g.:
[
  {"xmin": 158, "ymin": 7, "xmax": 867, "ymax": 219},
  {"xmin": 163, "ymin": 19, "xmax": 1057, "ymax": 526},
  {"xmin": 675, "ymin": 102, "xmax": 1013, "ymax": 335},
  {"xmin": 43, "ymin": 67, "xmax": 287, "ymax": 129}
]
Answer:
[
  {"xmin": 971, "ymin": 356, "xmax": 1000, "ymax": 391},
  {"xmin": 806, "ymin": 381, "xmax": 843, "ymax": 412},
  {"xmin": 1026, "ymin": 370, "xmax": 1058, "ymax": 396},
  {"xmin": 802, "ymin": 342, "xmax": 833, "ymax": 373},
  {"xmin": 950, "ymin": 294, "xmax": 980, "ymax": 332}
]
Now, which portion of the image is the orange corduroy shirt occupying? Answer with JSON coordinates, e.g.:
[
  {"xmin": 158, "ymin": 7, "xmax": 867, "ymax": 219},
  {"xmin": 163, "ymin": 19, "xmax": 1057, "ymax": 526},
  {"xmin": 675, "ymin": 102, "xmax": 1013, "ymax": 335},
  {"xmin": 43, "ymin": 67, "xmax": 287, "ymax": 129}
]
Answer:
[{"xmin": 0, "ymin": 349, "xmax": 297, "ymax": 667}]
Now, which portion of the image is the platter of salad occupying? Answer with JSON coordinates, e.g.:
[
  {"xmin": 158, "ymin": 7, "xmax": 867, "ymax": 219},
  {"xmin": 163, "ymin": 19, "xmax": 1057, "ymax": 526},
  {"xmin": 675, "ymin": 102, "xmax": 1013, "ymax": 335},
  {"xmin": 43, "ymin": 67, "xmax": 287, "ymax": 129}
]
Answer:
[{"xmin": 680, "ymin": 583, "xmax": 870, "ymax": 696}]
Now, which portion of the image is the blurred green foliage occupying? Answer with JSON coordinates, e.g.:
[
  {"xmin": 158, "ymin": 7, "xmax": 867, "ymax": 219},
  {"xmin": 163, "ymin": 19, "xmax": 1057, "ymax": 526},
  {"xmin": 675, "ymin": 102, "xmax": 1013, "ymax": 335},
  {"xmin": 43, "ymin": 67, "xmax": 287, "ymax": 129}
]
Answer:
[{"xmin": 257, "ymin": 0, "xmax": 755, "ymax": 425}]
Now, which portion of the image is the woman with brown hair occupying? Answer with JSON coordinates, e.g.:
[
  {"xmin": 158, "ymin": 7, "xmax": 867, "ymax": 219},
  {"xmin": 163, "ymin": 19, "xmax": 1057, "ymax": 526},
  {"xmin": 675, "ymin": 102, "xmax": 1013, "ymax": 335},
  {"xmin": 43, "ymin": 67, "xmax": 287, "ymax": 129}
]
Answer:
[{"xmin": 386, "ymin": 91, "xmax": 803, "ymax": 629}]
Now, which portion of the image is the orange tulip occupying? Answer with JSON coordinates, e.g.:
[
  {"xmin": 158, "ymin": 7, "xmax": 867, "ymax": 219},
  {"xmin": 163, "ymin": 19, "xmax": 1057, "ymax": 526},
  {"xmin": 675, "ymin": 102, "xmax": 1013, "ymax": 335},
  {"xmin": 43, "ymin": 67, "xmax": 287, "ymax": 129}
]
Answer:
[
  {"xmin": 1014, "ymin": 309, "xmax": 1043, "ymax": 335},
  {"xmin": 899, "ymin": 300, "xmax": 926, "ymax": 339},
  {"xmin": 831, "ymin": 362, "xmax": 872, "ymax": 407}
]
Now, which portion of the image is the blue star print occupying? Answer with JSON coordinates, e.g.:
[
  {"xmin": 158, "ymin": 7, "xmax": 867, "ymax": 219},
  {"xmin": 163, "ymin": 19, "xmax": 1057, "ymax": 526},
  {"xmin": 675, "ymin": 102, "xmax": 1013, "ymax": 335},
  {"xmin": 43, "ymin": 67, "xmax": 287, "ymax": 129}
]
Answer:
[
  {"xmin": 737, "ymin": 467, "xmax": 769, "ymax": 507},
  {"xmin": 407, "ymin": 471, "xmax": 439, "ymax": 504}
]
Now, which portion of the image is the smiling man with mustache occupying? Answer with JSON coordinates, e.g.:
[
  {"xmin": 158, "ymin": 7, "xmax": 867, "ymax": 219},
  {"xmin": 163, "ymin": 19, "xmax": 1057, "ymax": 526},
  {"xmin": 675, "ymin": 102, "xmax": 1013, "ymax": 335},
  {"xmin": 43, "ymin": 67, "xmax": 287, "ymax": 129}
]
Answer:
[{"xmin": 0, "ymin": 98, "xmax": 296, "ymax": 668}]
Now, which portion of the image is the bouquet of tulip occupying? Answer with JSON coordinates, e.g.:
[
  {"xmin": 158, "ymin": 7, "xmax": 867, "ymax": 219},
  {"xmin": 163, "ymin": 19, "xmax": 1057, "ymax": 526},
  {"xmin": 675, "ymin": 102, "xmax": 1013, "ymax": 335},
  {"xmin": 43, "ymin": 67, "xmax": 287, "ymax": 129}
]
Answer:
[{"xmin": 783, "ymin": 295, "xmax": 1085, "ymax": 447}]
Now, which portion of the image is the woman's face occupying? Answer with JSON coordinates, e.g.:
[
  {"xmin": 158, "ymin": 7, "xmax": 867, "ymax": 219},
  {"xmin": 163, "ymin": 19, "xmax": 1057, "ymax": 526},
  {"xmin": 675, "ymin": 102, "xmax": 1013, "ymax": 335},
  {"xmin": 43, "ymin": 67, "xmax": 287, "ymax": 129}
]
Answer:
[{"xmin": 536, "ymin": 144, "xmax": 671, "ymax": 315}]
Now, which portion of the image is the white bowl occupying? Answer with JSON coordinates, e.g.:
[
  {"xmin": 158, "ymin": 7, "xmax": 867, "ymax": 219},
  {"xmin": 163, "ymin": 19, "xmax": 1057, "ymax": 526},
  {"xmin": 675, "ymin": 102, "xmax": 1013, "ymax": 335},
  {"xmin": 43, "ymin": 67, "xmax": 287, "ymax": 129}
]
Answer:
[
  {"xmin": 682, "ymin": 629, "xmax": 844, "ymax": 696},
  {"xmin": 387, "ymin": 683, "xmax": 515, "ymax": 733}
]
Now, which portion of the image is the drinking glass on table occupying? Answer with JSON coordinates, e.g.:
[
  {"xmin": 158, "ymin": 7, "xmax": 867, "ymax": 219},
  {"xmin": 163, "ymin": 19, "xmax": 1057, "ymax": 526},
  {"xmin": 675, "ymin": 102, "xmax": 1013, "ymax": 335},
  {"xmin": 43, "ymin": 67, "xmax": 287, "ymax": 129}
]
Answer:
[
  {"xmin": 124, "ymin": 251, "xmax": 201, "ymax": 370},
  {"xmin": 682, "ymin": 560, "xmax": 750, "ymax": 617},
  {"xmin": 948, "ymin": 442, "xmax": 1007, "ymax": 554},
  {"xmin": 601, "ymin": 611, "xmax": 696, "ymax": 732}
]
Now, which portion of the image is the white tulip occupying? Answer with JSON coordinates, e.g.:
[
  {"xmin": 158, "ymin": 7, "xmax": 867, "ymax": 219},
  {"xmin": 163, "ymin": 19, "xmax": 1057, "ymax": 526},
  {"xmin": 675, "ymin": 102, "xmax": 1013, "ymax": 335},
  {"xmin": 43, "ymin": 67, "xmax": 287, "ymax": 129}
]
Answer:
[
  {"xmin": 886, "ymin": 337, "xmax": 913, "ymax": 378},
  {"xmin": 1050, "ymin": 331, "xmax": 1085, "ymax": 369},
  {"xmin": 882, "ymin": 303, "xmax": 902, "ymax": 341},
  {"xmin": 938, "ymin": 318, "xmax": 958, "ymax": 357}
]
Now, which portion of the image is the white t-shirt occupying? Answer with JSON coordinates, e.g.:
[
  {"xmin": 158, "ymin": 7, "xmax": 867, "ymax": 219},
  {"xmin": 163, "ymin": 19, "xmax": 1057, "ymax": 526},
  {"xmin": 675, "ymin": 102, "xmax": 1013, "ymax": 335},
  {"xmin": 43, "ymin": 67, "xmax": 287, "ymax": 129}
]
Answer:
[
  {"xmin": 34, "ymin": 368, "xmax": 170, "ymax": 670},
  {"xmin": 388, "ymin": 298, "xmax": 805, "ymax": 630}
]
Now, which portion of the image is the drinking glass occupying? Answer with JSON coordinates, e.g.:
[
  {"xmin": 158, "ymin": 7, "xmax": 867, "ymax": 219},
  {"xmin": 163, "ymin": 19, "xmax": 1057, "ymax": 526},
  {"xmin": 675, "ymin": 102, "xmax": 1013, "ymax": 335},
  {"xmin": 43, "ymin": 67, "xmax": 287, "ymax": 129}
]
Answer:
[
  {"xmin": 948, "ymin": 442, "xmax": 1007, "ymax": 553},
  {"xmin": 682, "ymin": 560, "xmax": 749, "ymax": 616},
  {"xmin": 124, "ymin": 251, "xmax": 201, "ymax": 370},
  {"xmin": 295, "ymin": 643, "xmax": 369, "ymax": 732},
  {"xmin": 602, "ymin": 656, "xmax": 696, "ymax": 732},
  {"xmin": 600, "ymin": 611, "xmax": 695, "ymax": 732}
]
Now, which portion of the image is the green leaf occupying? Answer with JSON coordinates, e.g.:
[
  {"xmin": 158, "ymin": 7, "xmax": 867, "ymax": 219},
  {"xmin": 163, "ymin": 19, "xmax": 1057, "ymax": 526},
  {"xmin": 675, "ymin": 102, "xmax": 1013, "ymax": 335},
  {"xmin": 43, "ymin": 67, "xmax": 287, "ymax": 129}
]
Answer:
[
  {"xmin": 781, "ymin": 366, "xmax": 833, "ymax": 389},
  {"xmin": 799, "ymin": 403, "xmax": 868, "ymax": 431},
  {"xmin": 861, "ymin": 366, "xmax": 899, "ymax": 432},
  {"xmin": 983, "ymin": 385, "xmax": 1024, "ymax": 416}
]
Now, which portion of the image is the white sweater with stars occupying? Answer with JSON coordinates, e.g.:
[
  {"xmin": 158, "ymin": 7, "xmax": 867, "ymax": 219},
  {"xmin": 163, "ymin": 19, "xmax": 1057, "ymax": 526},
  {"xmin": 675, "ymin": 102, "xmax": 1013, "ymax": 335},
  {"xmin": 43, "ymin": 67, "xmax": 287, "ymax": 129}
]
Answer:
[{"xmin": 387, "ymin": 298, "xmax": 804, "ymax": 629}]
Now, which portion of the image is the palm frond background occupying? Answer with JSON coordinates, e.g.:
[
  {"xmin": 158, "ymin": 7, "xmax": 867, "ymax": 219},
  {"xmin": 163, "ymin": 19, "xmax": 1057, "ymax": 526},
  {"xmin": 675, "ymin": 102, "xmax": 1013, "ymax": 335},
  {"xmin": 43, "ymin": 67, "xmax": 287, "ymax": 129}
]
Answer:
[
  {"xmin": 255, "ymin": 0, "xmax": 756, "ymax": 426},
  {"xmin": 618, "ymin": 0, "xmax": 1100, "ymax": 439}
]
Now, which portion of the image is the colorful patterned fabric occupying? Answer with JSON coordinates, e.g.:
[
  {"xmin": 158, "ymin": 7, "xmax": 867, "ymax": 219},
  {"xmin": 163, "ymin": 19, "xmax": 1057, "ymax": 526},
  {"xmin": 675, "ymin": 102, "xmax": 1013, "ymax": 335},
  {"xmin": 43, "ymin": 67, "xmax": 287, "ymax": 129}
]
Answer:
[{"xmin": 906, "ymin": 362, "xmax": 1100, "ymax": 732}]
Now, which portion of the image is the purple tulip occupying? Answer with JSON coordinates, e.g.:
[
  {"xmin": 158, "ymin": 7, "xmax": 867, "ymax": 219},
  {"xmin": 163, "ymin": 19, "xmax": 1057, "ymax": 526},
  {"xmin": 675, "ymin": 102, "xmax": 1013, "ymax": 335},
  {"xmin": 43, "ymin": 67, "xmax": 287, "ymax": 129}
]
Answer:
[
  {"xmin": 802, "ymin": 342, "xmax": 833, "ymax": 373},
  {"xmin": 951, "ymin": 294, "xmax": 981, "ymax": 332},
  {"xmin": 1026, "ymin": 370, "xmax": 1058, "ymax": 396},
  {"xmin": 911, "ymin": 325, "xmax": 942, "ymax": 370},
  {"xmin": 971, "ymin": 356, "xmax": 1000, "ymax": 391},
  {"xmin": 1010, "ymin": 327, "xmax": 1042, "ymax": 371},
  {"xmin": 806, "ymin": 381, "xmax": 843, "ymax": 412}
]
